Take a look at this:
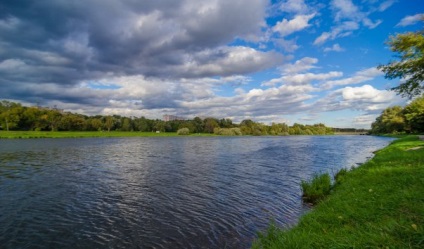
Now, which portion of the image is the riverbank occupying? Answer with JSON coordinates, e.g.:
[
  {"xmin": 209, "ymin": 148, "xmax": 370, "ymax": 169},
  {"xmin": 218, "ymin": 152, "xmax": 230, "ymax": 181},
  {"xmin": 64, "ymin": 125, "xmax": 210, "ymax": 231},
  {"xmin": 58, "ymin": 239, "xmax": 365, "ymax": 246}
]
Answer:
[
  {"xmin": 0, "ymin": 131, "xmax": 216, "ymax": 138},
  {"xmin": 252, "ymin": 135, "xmax": 424, "ymax": 248}
]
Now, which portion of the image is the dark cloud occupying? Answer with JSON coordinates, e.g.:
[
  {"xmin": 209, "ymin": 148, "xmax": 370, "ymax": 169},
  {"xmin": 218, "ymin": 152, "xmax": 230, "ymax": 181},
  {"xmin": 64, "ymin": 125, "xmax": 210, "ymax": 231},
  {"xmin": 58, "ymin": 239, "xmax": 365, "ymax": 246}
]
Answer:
[{"xmin": 1, "ymin": 0, "xmax": 276, "ymax": 78}]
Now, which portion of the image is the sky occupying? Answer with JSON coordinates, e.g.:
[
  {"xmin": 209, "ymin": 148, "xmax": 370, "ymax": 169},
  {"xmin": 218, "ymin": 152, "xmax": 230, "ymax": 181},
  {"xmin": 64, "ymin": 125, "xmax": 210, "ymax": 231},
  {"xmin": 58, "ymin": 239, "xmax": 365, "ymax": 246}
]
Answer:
[{"xmin": 0, "ymin": 0, "xmax": 423, "ymax": 128}]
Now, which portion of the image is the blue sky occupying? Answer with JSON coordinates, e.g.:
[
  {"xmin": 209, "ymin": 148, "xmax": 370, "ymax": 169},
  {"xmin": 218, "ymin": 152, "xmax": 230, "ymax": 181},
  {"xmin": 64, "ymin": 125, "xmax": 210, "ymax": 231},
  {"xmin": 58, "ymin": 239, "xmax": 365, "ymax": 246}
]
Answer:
[{"xmin": 0, "ymin": 0, "xmax": 423, "ymax": 128}]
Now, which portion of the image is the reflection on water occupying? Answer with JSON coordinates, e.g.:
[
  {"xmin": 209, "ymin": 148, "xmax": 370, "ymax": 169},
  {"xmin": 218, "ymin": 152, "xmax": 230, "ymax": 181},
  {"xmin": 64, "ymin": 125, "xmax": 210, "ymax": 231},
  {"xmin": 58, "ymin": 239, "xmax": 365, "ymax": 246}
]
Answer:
[{"xmin": 0, "ymin": 136, "xmax": 393, "ymax": 248}]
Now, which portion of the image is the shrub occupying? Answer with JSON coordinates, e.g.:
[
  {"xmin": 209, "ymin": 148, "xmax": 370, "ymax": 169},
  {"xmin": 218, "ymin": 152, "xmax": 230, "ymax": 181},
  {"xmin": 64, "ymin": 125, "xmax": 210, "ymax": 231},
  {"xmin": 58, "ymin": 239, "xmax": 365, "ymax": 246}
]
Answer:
[
  {"xmin": 301, "ymin": 173, "xmax": 331, "ymax": 205},
  {"xmin": 213, "ymin": 128, "xmax": 242, "ymax": 136},
  {"xmin": 177, "ymin": 127, "xmax": 190, "ymax": 135}
]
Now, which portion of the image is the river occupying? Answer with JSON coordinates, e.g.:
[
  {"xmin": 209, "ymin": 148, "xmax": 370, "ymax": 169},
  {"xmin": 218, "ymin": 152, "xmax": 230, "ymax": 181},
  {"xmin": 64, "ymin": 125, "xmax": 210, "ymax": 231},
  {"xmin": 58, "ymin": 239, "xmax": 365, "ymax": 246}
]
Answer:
[{"xmin": 0, "ymin": 135, "xmax": 393, "ymax": 248}]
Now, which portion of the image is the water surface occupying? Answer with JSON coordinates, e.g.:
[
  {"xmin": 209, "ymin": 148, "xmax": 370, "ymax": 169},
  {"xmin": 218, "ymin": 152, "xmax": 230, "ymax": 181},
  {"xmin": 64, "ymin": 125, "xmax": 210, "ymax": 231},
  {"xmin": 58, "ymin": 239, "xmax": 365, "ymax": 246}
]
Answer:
[{"xmin": 0, "ymin": 136, "xmax": 393, "ymax": 248}]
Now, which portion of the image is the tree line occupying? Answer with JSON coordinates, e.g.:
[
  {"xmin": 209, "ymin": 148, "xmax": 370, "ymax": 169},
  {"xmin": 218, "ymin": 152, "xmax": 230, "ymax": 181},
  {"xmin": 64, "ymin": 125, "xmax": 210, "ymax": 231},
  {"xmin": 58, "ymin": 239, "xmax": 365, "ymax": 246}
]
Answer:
[
  {"xmin": 370, "ymin": 95, "xmax": 424, "ymax": 134},
  {"xmin": 0, "ymin": 100, "xmax": 333, "ymax": 135}
]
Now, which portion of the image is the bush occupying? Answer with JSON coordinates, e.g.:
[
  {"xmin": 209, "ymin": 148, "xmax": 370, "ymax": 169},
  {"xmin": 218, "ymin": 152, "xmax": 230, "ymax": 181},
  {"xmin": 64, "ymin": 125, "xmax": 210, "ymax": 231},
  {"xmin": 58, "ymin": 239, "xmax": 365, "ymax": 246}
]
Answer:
[
  {"xmin": 301, "ymin": 173, "xmax": 331, "ymax": 205},
  {"xmin": 177, "ymin": 127, "xmax": 190, "ymax": 135},
  {"xmin": 213, "ymin": 128, "xmax": 242, "ymax": 136}
]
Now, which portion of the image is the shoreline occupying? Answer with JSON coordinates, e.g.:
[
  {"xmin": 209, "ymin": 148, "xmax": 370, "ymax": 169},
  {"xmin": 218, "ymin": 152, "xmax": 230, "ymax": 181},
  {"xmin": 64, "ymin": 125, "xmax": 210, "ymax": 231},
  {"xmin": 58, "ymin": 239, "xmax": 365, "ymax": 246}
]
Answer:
[
  {"xmin": 252, "ymin": 135, "xmax": 424, "ymax": 248},
  {"xmin": 0, "ymin": 131, "xmax": 371, "ymax": 139},
  {"xmin": 0, "ymin": 131, "xmax": 215, "ymax": 139}
]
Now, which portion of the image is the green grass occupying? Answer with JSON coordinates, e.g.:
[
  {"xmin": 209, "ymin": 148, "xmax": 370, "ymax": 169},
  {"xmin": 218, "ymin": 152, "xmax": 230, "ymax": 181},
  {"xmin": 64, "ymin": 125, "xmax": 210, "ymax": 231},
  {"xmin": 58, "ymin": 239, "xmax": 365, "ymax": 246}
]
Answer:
[
  {"xmin": 253, "ymin": 135, "xmax": 424, "ymax": 248},
  {"xmin": 0, "ymin": 131, "xmax": 215, "ymax": 138},
  {"xmin": 301, "ymin": 173, "xmax": 332, "ymax": 205}
]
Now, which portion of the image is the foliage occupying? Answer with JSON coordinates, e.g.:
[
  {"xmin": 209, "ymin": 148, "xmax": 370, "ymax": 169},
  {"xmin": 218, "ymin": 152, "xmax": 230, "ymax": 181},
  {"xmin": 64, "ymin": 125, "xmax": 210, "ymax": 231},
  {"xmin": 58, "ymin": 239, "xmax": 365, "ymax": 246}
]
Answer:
[
  {"xmin": 252, "ymin": 136, "xmax": 424, "ymax": 248},
  {"xmin": 371, "ymin": 95, "xmax": 424, "ymax": 134},
  {"xmin": 213, "ymin": 127, "xmax": 242, "ymax": 136},
  {"xmin": 378, "ymin": 26, "xmax": 424, "ymax": 98},
  {"xmin": 0, "ymin": 99, "xmax": 334, "ymax": 136},
  {"xmin": 301, "ymin": 173, "xmax": 332, "ymax": 205},
  {"xmin": 403, "ymin": 95, "xmax": 424, "ymax": 133},
  {"xmin": 177, "ymin": 127, "xmax": 190, "ymax": 135}
]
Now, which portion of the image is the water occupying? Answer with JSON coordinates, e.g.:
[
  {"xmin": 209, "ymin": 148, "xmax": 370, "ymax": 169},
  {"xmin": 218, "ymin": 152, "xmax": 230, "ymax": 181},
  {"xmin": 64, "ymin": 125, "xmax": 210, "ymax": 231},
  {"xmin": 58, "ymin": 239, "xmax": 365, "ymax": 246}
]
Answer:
[{"xmin": 0, "ymin": 136, "xmax": 393, "ymax": 248}]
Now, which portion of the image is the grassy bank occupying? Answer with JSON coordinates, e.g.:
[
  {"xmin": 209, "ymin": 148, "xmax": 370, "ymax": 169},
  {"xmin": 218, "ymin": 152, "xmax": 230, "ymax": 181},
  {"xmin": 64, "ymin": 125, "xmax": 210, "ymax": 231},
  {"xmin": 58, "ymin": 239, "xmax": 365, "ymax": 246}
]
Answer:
[
  {"xmin": 0, "ymin": 131, "xmax": 216, "ymax": 138},
  {"xmin": 253, "ymin": 135, "xmax": 424, "ymax": 248}
]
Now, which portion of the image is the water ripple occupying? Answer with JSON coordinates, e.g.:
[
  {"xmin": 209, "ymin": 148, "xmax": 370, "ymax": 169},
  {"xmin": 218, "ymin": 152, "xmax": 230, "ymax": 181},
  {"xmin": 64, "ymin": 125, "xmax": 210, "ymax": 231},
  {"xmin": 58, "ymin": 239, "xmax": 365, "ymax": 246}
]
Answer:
[{"xmin": 0, "ymin": 136, "xmax": 393, "ymax": 248}]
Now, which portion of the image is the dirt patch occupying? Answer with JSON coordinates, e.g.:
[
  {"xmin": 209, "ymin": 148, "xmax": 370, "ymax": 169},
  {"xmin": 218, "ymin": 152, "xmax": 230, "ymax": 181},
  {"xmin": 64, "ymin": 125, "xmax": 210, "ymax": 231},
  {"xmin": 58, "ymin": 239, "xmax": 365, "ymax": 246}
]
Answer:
[{"xmin": 406, "ymin": 146, "xmax": 423, "ymax": 151}]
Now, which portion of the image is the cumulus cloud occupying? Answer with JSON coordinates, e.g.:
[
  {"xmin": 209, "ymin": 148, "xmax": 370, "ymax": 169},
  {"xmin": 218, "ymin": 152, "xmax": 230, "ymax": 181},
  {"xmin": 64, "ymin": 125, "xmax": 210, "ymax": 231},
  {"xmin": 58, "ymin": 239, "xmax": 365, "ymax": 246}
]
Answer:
[
  {"xmin": 272, "ymin": 13, "xmax": 316, "ymax": 37},
  {"xmin": 0, "ymin": 0, "xmax": 274, "ymax": 88},
  {"xmin": 396, "ymin": 13, "xmax": 424, "ymax": 27},
  {"xmin": 321, "ymin": 67, "xmax": 383, "ymax": 89},
  {"xmin": 315, "ymin": 84, "xmax": 404, "ymax": 114}
]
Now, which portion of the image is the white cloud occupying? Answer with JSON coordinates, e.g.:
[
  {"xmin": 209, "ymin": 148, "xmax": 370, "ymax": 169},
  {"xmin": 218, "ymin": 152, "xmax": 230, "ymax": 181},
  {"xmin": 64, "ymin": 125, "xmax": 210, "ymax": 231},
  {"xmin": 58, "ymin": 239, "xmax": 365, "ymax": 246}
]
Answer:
[
  {"xmin": 321, "ymin": 67, "xmax": 383, "ymax": 89},
  {"xmin": 314, "ymin": 0, "xmax": 383, "ymax": 45},
  {"xmin": 314, "ymin": 21, "xmax": 359, "ymax": 45},
  {"xmin": 315, "ymin": 84, "xmax": 404, "ymax": 115},
  {"xmin": 279, "ymin": 0, "xmax": 310, "ymax": 14},
  {"xmin": 274, "ymin": 38, "xmax": 300, "ymax": 52},
  {"xmin": 332, "ymin": 0, "xmax": 359, "ymax": 21},
  {"xmin": 272, "ymin": 13, "xmax": 316, "ymax": 37},
  {"xmin": 353, "ymin": 114, "xmax": 378, "ymax": 126},
  {"xmin": 377, "ymin": 0, "xmax": 396, "ymax": 12},
  {"xmin": 281, "ymin": 57, "xmax": 319, "ymax": 74},
  {"xmin": 362, "ymin": 18, "xmax": 382, "ymax": 29},
  {"xmin": 177, "ymin": 46, "xmax": 284, "ymax": 77},
  {"xmin": 396, "ymin": 13, "xmax": 424, "ymax": 27},
  {"xmin": 264, "ymin": 72, "xmax": 342, "ymax": 86},
  {"xmin": 342, "ymin": 84, "xmax": 387, "ymax": 101},
  {"xmin": 323, "ymin": 43, "xmax": 344, "ymax": 52}
]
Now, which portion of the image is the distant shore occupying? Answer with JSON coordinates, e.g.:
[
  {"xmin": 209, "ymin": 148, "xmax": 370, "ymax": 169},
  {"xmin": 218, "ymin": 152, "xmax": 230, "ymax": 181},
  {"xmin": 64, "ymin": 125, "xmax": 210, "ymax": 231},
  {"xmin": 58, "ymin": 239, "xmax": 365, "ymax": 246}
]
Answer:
[
  {"xmin": 0, "ymin": 131, "xmax": 375, "ymax": 139},
  {"xmin": 0, "ymin": 131, "xmax": 211, "ymax": 139}
]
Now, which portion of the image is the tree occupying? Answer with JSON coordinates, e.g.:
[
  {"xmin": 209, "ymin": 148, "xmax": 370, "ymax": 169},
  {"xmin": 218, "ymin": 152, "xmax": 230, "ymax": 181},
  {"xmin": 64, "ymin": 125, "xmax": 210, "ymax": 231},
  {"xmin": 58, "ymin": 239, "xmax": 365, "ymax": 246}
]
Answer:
[
  {"xmin": 0, "ymin": 101, "xmax": 21, "ymax": 131},
  {"xmin": 104, "ymin": 116, "xmax": 115, "ymax": 132},
  {"xmin": 403, "ymin": 95, "xmax": 424, "ymax": 133},
  {"xmin": 121, "ymin": 117, "xmax": 132, "ymax": 131},
  {"xmin": 203, "ymin": 118, "xmax": 219, "ymax": 133},
  {"xmin": 378, "ymin": 24, "xmax": 424, "ymax": 98},
  {"xmin": 371, "ymin": 106, "xmax": 406, "ymax": 134}
]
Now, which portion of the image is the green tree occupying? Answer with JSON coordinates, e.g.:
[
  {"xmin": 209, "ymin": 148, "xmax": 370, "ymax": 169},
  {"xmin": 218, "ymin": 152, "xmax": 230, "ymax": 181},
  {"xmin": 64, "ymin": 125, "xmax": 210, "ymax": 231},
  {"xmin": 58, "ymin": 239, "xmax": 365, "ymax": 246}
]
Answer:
[
  {"xmin": 371, "ymin": 106, "xmax": 406, "ymax": 134},
  {"xmin": 403, "ymin": 95, "xmax": 424, "ymax": 133},
  {"xmin": 121, "ymin": 117, "xmax": 132, "ymax": 131},
  {"xmin": 45, "ymin": 110, "xmax": 63, "ymax": 131},
  {"xmin": 192, "ymin": 117, "xmax": 204, "ymax": 133},
  {"xmin": 203, "ymin": 118, "xmax": 219, "ymax": 133},
  {"xmin": 378, "ymin": 24, "xmax": 424, "ymax": 98},
  {"xmin": 88, "ymin": 118, "xmax": 103, "ymax": 131},
  {"xmin": 104, "ymin": 116, "xmax": 115, "ymax": 132},
  {"xmin": 0, "ymin": 101, "xmax": 21, "ymax": 131}
]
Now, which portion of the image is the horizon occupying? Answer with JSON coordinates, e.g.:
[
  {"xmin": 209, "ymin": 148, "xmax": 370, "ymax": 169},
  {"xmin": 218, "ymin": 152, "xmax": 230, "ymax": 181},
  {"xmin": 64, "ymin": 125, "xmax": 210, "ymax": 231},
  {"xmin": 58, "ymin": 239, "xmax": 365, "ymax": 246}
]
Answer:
[{"xmin": 0, "ymin": 1, "xmax": 423, "ymax": 128}]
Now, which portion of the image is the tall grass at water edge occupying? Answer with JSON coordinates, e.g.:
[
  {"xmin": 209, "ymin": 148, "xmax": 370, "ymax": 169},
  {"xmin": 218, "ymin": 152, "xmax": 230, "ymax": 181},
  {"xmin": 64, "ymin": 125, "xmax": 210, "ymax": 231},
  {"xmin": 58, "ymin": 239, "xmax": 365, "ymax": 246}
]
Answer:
[{"xmin": 253, "ymin": 135, "xmax": 424, "ymax": 248}]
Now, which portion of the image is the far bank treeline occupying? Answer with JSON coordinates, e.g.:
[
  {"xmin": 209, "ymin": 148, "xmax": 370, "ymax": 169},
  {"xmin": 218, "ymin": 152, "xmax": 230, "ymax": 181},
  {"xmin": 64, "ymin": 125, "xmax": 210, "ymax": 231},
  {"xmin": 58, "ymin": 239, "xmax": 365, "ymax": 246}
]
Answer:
[
  {"xmin": 371, "ymin": 95, "xmax": 424, "ymax": 134},
  {"xmin": 0, "ymin": 100, "xmax": 333, "ymax": 136}
]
